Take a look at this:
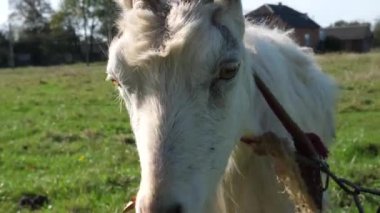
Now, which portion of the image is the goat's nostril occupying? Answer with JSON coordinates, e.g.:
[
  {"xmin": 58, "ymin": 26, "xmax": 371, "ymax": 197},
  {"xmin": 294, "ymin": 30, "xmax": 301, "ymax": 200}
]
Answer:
[{"xmin": 167, "ymin": 203, "xmax": 183, "ymax": 213}]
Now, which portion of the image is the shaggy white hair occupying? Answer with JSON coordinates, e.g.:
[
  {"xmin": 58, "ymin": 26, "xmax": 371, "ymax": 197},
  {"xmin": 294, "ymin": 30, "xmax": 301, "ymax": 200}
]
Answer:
[{"xmin": 218, "ymin": 25, "xmax": 336, "ymax": 213}]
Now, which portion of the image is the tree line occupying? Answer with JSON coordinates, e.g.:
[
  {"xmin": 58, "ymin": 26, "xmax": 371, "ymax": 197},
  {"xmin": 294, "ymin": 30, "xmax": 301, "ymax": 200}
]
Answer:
[{"xmin": 0, "ymin": 0, "xmax": 119, "ymax": 67}]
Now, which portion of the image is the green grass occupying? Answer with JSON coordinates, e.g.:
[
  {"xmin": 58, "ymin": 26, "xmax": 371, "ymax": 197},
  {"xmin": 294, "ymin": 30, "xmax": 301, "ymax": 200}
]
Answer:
[
  {"xmin": 0, "ymin": 52, "xmax": 379, "ymax": 212},
  {"xmin": 317, "ymin": 52, "xmax": 380, "ymax": 212},
  {"xmin": 0, "ymin": 64, "xmax": 139, "ymax": 213}
]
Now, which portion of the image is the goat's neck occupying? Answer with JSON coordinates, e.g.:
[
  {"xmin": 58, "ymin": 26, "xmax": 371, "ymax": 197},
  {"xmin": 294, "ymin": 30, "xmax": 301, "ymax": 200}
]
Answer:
[
  {"xmin": 214, "ymin": 59, "xmax": 295, "ymax": 213},
  {"xmin": 216, "ymin": 145, "xmax": 294, "ymax": 213}
]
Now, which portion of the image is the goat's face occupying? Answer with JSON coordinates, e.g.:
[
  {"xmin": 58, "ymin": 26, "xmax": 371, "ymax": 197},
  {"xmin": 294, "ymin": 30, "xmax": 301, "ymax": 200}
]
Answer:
[{"xmin": 107, "ymin": 1, "xmax": 246, "ymax": 212}]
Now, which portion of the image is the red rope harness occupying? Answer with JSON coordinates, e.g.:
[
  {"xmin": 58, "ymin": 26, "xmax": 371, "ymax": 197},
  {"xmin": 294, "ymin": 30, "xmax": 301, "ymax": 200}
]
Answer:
[{"xmin": 249, "ymin": 74, "xmax": 328, "ymax": 210}]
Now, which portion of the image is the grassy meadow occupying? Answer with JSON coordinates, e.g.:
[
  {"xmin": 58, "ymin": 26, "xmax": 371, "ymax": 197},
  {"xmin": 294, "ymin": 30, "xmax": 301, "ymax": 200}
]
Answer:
[{"xmin": 0, "ymin": 52, "xmax": 379, "ymax": 212}]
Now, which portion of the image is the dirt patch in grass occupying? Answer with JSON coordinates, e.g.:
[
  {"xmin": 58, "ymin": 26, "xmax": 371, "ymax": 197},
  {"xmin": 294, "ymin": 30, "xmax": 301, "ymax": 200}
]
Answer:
[
  {"xmin": 116, "ymin": 134, "xmax": 135, "ymax": 145},
  {"xmin": 44, "ymin": 132, "xmax": 82, "ymax": 143},
  {"xmin": 355, "ymin": 143, "xmax": 380, "ymax": 158},
  {"xmin": 18, "ymin": 193, "xmax": 49, "ymax": 211}
]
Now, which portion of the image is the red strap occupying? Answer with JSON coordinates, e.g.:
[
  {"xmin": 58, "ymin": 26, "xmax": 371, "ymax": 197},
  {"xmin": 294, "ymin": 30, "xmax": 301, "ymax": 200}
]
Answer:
[{"xmin": 306, "ymin": 133, "xmax": 328, "ymax": 159}]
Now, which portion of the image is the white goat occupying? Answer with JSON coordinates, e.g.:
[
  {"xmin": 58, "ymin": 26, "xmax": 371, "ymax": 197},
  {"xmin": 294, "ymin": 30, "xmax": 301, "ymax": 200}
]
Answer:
[{"xmin": 106, "ymin": 0, "xmax": 336, "ymax": 212}]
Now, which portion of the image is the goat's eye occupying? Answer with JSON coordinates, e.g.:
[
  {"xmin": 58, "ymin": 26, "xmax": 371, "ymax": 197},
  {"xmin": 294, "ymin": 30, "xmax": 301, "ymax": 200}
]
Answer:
[
  {"xmin": 106, "ymin": 75, "xmax": 121, "ymax": 87},
  {"xmin": 111, "ymin": 79, "xmax": 121, "ymax": 87},
  {"xmin": 219, "ymin": 62, "xmax": 240, "ymax": 80}
]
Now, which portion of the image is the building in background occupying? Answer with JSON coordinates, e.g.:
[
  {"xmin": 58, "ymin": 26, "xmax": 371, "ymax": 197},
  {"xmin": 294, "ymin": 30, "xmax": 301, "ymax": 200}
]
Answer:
[
  {"xmin": 245, "ymin": 3, "xmax": 321, "ymax": 50},
  {"xmin": 322, "ymin": 25, "xmax": 373, "ymax": 53}
]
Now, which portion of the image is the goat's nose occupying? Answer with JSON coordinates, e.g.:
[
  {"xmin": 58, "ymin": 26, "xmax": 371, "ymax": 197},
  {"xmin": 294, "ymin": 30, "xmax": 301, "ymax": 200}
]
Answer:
[
  {"xmin": 138, "ymin": 197, "xmax": 183, "ymax": 213},
  {"xmin": 165, "ymin": 203, "xmax": 183, "ymax": 213}
]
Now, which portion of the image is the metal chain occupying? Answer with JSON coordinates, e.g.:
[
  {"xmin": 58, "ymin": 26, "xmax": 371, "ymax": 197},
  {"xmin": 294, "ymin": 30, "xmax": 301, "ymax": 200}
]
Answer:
[{"xmin": 296, "ymin": 155, "xmax": 380, "ymax": 213}]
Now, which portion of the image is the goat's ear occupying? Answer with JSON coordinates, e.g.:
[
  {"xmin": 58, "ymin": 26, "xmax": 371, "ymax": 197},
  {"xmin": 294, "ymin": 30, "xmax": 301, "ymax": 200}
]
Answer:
[
  {"xmin": 184, "ymin": 0, "xmax": 213, "ymax": 3},
  {"xmin": 115, "ymin": 0, "xmax": 133, "ymax": 10},
  {"xmin": 214, "ymin": 0, "xmax": 244, "ymax": 37},
  {"xmin": 216, "ymin": 0, "xmax": 242, "ymax": 17},
  {"xmin": 116, "ymin": 0, "xmax": 163, "ymax": 13}
]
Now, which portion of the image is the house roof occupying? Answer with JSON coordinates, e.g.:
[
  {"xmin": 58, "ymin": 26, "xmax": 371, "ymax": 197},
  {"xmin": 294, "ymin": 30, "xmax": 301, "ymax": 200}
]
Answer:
[
  {"xmin": 323, "ymin": 25, "xmax": 372, "ymax": 40},
  {"xmin": 245, "ymin": 3, "xmax": 320, "ymax": 29}
]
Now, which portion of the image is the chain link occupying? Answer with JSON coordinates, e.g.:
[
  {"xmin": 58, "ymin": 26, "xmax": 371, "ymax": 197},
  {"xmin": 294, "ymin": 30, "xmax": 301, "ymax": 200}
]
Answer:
[{"xmin": 296, "ymin": 154, "xmax": 380, "ymax": 213}]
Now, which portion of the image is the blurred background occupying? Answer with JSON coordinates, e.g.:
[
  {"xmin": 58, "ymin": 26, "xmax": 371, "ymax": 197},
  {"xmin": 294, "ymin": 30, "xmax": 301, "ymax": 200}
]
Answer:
[
  {"xmin": 0, "ymin": 0, "xmax": 379, "ymax": 67},
  {"xmin": 0, "ymin": 0, "xmax": 118, "ymax": 67}
]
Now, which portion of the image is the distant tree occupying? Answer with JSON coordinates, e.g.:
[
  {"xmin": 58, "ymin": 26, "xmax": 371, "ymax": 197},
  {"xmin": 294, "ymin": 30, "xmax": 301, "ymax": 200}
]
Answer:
[
  {"xmin": 8, "ymin": 0, "xmax": 19, "ymax": 68},
  {"xmin": 48, "ymin": 11, "xmax": 81, "ymax": 63},
  {"xmin": 331, "ymin": 20, "xmax": 348, "ymax": 27},
  {"xmin": 9, "ymin": 0, "xmax": 53, "ymax": 65},
  {"xmin": 95, "ymin": 0, "xmax": 119, "ymax": 44},
  {"xmin": 60, "ymin": 0, "xmax": 102, "ymax": 65},
  {"xmin": 330, "ymin": 20, "xmax": 371, "ymax": 28},
  {"xmin": 58, "ymin": 0, "xmax": 119, "ymax": 63},
  {"xmin": 374, "ymin": 19, "xmax": 380, "ymax": 47},
  {"xmin": 12, "ymin": 0, "xmax": 52, "ymax": 33},
  {"xmin": 0, "ymin": 32, "xmax": 8, "ymax": 46},
  {"xmin": 0, "ymin": 31, "xmax": 9, "ymax": 67},
  {"xmin": 5, "ymin": 0, "xmax": 115, "ymax": 66}
]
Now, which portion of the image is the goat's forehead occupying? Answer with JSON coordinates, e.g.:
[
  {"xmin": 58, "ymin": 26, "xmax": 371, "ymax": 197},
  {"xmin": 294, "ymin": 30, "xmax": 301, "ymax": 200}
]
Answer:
[{"xmin": 112, "ymin": 3, "xmax": 223, "ymax": 66}]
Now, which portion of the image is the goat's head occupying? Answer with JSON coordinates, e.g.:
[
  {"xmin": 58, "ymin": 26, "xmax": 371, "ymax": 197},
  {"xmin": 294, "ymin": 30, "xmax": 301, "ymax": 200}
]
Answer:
[{"xmin": 107, "ymin": 0, "xmax": 250, "ymax": 212}]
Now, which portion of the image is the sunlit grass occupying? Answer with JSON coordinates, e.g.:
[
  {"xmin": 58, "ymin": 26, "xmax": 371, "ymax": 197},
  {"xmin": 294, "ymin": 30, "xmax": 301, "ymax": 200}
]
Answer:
[
  {"xmin": 317, "ymin": 52, "xmax": 380, "ymax": 212},
  {"xmin": 0, "ymin": 64, "xmax": 139, "ymax": 212}
]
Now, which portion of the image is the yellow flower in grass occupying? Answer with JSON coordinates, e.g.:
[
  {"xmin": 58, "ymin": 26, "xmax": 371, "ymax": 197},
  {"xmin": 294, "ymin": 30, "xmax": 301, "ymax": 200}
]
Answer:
[{"xmin": 78, "ymin": 155, "xmax": 86, "ymax": 162}]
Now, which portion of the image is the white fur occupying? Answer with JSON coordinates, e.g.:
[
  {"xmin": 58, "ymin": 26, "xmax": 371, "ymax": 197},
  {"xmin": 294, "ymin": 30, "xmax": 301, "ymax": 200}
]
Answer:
[
  {"xmin": 107, "ymin": 1, "xmax": 336, "ymax": 212},
  {"xmin": 217, "ymin": 25, "xmax": 336, "ymax": 213}
]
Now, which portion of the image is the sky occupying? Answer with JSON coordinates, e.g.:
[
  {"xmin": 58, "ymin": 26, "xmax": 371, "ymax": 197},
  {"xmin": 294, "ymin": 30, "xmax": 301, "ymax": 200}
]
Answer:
[{"xmin": 0, "ymin": 0, "xmax": 379, "ymax": 28}]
